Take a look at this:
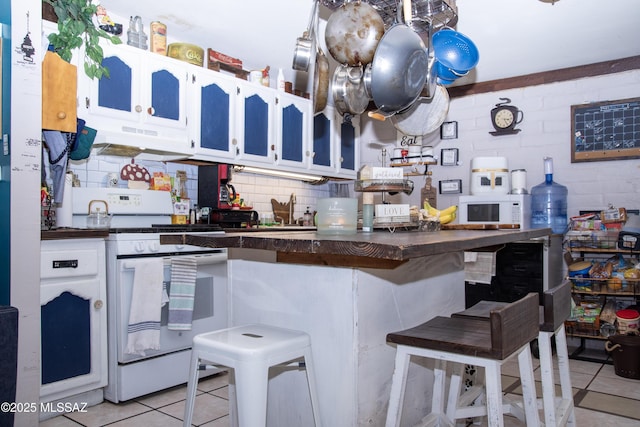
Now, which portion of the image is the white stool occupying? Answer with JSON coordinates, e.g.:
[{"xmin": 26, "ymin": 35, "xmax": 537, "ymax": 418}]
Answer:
[
  {"xmin": 183, "ymin": 324, "xmax": 322, "ymax": 427},
  {"xmin": 385, "ymin": 293, "xmax": 541, "ymax": 427},
  {"xmin": 451, "ymin": 281, "xmax": 576, "ymax": 426}
]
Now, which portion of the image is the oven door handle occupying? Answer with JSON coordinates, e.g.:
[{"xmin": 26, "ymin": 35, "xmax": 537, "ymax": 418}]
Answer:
[{"xmin": 121, "ymin": 253, "xmax": 227, "ymax": 270}]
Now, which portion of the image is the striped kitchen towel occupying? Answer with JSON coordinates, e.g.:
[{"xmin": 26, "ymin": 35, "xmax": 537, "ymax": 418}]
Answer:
[
  {"xmin": 126, "ymin": 259, "xmax": 164, "ymax": 355},
  {"xmin": 168, "ymin": 256, "xmax": 198, "ymax": 330}
]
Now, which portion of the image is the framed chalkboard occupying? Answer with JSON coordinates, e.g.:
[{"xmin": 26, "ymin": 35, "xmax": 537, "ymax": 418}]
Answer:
[{"xmin": 571, "ymin": 97, "xmax": 640, "ymax": 162}]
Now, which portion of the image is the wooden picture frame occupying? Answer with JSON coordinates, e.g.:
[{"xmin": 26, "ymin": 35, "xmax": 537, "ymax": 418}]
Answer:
[{"xmin": 571, "ymin": 97, "xmax": 640, "ymax": 163}]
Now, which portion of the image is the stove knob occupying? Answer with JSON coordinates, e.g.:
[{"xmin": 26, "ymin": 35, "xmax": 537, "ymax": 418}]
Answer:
[
  {"xmin": 134, "ymin": 241, "xmax": 146, "ymax": 253},
  {"xmin": 148, "ymin": 241, "xmax": 160, "ymax": 252}
]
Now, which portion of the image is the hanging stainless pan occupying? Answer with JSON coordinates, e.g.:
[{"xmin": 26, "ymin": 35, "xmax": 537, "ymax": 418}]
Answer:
[
  {"xmin": 391, "ymin": 84, "xmax": 450, "ymax": 136},
  {"xmin": 368, "ymin": 0, "xmax": 429, "ymax": 116},
  {"xmin": 314, "ymin": 48, "xmax": 330, "ymax": 113},
  {"xmin": 324, "ymin": 1, "xmax": 385, "ymax": 66},
  {"xmin": 292, "ymin": 0, "xmax": 319, "ymax": 72}
]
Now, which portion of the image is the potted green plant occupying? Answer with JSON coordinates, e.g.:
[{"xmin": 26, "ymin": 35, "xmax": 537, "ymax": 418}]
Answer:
[{"xmin": 43, "ymin": 0, "xmax": 122, "ymax": 79}]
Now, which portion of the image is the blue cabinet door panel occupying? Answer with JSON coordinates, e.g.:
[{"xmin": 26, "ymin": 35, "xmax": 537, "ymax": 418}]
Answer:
[
  {"xmin": 282, "ymin": 104, "xmax": 303, "ymax": 161},
  {"xmin": 98, "ymin": 56, "xmax": 132, "ymax": 112},
  {"xmin": 244, "ymin": 95, "xmax": 269, "ymax": 156},
  {"xmin": 200, "ymin": 83, "xmax": 230, "ymax": 151},
  {"xmin": 151, "ymin": 70, "xmax": 180, "ymax": 120},
  {"xmin": 313, "ymin": 113, "xmax": 331, "ymax": 167},
  {"xmin": 341, "ymin": 121, "xmax": 356, "ymax": 171},
  {"xmin": 41, "ymin": 292, "xmax": 91, "ymax": 384}
]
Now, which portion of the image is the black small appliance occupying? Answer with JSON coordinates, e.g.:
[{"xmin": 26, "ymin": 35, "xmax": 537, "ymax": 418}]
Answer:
[{"xmin": 198, "ymin": 164, "xmax": 258, "ymax": 228}]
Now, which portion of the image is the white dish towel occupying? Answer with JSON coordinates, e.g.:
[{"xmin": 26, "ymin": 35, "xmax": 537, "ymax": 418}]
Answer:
[
  {"xmin": 168, "ymin": 256, "xmax": 198, "ymax": 330},
  {"xmin": 464, "ymin": 251, "xmax": 497, "ymax": 284},
  {"xmin": 126, "ymin": 259, "xmax": 165, "ymax": 356}
]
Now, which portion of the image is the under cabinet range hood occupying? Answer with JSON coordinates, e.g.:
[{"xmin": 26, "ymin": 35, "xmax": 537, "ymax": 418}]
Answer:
[{"xmin": 90, "ymin": 130, "xmax": 192, "ymax": 162}]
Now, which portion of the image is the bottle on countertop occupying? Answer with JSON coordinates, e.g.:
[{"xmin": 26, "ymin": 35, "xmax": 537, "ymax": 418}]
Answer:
[
  {"xmin": 195, "ymin": 204, "xmax": 202, "ymax": 224},
  {"xmin": 303, "ymin": 207, "xmax": 313, "ymax": 226},
  {"xmin": 530, "ymin": 157, "xmax": 568, "ymax": 235},
  {"xmin": 362, "ymin": 193, "xmax": 374, "ymax": 232},
  {"xmin": 277, "ymin": 68, "xmax": 285, "ymax": 92}
]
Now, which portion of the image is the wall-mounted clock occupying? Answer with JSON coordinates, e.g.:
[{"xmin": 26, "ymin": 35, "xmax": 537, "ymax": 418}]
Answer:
[{"xmin": 490, "ymin": 98, "xmax": 523, "ymax": 136}]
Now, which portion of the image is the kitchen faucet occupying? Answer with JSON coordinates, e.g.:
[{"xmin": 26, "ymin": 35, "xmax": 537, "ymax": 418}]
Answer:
[{"xmin": 289, "ymin": 193, "xmax": 296, "ymax": 225}]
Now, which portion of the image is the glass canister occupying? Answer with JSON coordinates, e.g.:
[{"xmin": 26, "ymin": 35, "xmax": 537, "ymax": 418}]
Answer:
[{"xmin": 316, "ymin": 198, "xmax": 357, "ymax": 235}]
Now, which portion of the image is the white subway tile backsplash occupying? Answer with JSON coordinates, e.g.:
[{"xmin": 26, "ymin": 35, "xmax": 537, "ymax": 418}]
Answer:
[{"xmin": 64, "ymin": 152, "xmax": 332, "ymax": 222}]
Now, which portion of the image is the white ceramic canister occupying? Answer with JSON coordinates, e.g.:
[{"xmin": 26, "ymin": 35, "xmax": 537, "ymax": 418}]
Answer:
[
  {"xmin": 510, "ymin": 169, "xmax": 527, "ymax": 194},
  {"xmin": 249, "ymin": 70, "xmax": 263, "ymax": 85},
  {"xmin": 470, "ymin": 156, "xmax": 510, "ymax": 195}
]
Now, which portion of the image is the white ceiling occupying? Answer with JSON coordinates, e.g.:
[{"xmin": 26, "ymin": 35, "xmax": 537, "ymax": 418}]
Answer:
[{"xmin": 100, "ymin": 0, "xmax": 640, "ymax": 87}]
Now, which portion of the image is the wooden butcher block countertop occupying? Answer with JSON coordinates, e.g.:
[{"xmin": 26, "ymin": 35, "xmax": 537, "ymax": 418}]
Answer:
[{"xmin": 161, "ymin": 228, "xmax": 551, "ymax": 269}]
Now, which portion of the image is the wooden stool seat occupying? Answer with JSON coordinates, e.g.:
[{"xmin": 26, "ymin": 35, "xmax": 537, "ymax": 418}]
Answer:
[
  {"xmin": 385, "ymin": 293, "xmax": 541, "ymax": 427},
  {"xmin": 388, "ymin": 316, "xmax": 522, "ymax": 360}
]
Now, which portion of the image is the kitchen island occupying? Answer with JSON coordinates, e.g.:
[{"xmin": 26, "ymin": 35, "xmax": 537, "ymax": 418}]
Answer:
[{"xmin": 161, "ymin": 228, "xmax": 550, "ymax": 426}]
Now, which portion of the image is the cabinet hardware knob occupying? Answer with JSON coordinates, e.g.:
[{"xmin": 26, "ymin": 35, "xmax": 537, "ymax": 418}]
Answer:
[
  {"xmin": 94, "ymin": 300, "xmax": 103, "ymax": 309},
  {"xmin": 135, "ymin": 105, "xmax": 143, "ymax": 113},
  {"xmin": 270, "ymin": 145, "xmax": 275, "ymax": 151},
  {"xmin": 147, "ymin": 107, "xmax": 155, "ymax": 116},
  {"xmin": 57, "ymin": 112, "xmax": 66, "ymax": 119}
]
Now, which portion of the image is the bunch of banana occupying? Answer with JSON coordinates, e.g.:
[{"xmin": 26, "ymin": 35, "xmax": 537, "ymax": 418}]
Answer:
[{"xmin": 422, "ymin": 201, "xmax": 458, "ymax": 224}]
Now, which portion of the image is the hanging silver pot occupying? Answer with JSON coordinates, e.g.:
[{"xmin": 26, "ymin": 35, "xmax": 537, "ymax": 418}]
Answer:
[
  {"xmin": 368, "ymin": 0, "xmax": 429, "ymax": 116},
  {"xmin": 324, "ymin": 1, "xmax": 385, "ymax": 66},
  {"xmin": 332, "ymin": 65, "xmax": 369, "ymax": 116}
]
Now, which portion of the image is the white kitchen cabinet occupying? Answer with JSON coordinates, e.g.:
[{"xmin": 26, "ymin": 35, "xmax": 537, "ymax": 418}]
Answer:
[
  {"xmin": 336, "ymin": 112, "xmax": 360, "ymax": 178},
  {"xmin": 275, "ymin": 91, "xmax": 313, "ymax": 170},
  {"xmin": 309, "ymin": 106, "xmax": 360, "ymax": 179},
  {"xmin": 310, "ymin": 107, "xmax": 337, "ymax": 175},
  {"xmin": 40, "ymin": 238, "xmax": 107, "ymax": 406},
  {"xmin": 188, "ymin": 68, "xmax": 238, "ymax": 160},
  {"xmin": 77, "ymin": 42, "xmax": 190, "ymax": 153},
  {"xmin": 190, "ymin": 74, "xmax": 313, "ymax": 171},
  {"xmin": 233, "ymin": 80, "xmax": 277, "ymax": 166}
]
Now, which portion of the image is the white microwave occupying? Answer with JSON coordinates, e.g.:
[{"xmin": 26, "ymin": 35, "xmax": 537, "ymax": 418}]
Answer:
[{"xmin": 458, "ymin": 194, "xmax": 531, "ymax": 228}]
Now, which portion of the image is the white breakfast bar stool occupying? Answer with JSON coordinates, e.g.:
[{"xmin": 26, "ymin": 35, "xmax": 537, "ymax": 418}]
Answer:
[
  {"xmin": 451, "ymin": 281, "xmax": 576, "ymax": 426},
  {"xmin": 385, "ymin": 292, "xmax": 541, "ymax": 427},
  {"xmin": 183, "ymin": 324, "xmax": 322, "ymax": 427}
]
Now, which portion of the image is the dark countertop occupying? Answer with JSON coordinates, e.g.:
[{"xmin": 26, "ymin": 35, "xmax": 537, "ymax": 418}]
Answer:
[
  {"xmin": 41, "ymin": 228, "xmax": 110, "ymax": 240},
  {"xmin": 160, "ymin": 228, "xmax": 552, "ymax": 269}
]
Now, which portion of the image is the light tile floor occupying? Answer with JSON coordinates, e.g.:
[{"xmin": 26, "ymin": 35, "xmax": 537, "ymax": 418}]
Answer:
[{"xmin": 40, "ymin": 348, "xmax": 640, "ymax": 427}]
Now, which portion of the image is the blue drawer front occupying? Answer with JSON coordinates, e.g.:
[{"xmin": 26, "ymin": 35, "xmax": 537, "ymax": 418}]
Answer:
[
  {"xmin": 41, "ymin": 292, "xmax": 91, "ymax": 384},
  {"xmin": 244, "ymin": 95, "xmax": 269, "ymax": 156},
  {"xmin": 151, "ymin": 69, "xmax": 180, "ymax": 121},
  {"xmin": 200, "ymin": 83, "xmax": 230, "ymax": 151},
  {"xmin": 282, "ymin": 104, "xmax": 303, "ymax": 162},
  {"xmin": 99, "ymin": 56, "xmax": 132, "ymax": 112}
]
